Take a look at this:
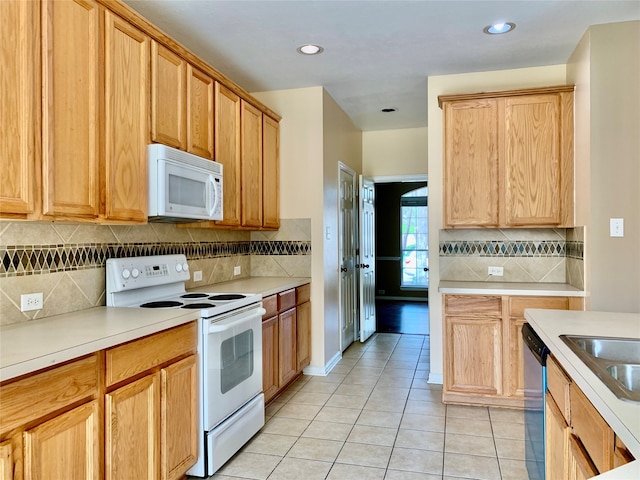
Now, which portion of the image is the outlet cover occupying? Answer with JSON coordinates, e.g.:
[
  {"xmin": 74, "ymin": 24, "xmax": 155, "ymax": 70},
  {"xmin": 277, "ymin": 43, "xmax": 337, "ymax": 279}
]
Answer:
[
  {"xmin": 21, "ymin": 292, "xmax": 43, "ymax": 312},
  {"xmin": 234, "ymin": 266, "xmax": 241, "ymax": 275},
  {"xmin": 193, "ymin": 270, "xmax": 203, "ymax": 282},
  {"xmin": 488, "ymin": 266, "xmax": 504, "ymax": 276}
]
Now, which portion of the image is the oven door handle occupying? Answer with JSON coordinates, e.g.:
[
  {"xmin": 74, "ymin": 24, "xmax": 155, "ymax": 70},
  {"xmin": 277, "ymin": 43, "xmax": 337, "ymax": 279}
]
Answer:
[{"xmin": 208, "ymin": 307, "xmax": 266, "ymax": 333}]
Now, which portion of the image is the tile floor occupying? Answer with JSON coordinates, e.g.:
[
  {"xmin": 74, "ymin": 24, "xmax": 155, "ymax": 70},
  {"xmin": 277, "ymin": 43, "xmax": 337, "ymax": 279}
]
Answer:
[{"xmin": 211, "ymin": 333, "xmax": 527, "ymax": 480}]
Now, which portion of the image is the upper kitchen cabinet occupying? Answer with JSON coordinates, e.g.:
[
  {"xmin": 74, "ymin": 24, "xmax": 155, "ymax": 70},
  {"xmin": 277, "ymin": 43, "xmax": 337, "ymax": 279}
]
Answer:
[
  {"xmin": 214, "ymin": 83, "xmax": 242, "ymax": 227},
  {"xmin": 440, "ymin": 86, "xmax": 574, "ymax": 228},
  {"xmin": 262, "ymin": 115, "xmax": 280, "ymax": 229},
  {"xmin": 42, "ymin": 0, "xmax": 100, "ymax": 219},
  {"xmin": 151, "ymin": 41, "xmax": 187, "ymax": 150},
  {"xmin": 103, "ymin": 11, "xmax": 150, "ymax": 222},
  {"xmin": 0, "ymin": 0, "xmax": 40, "ymax": 217},
  {"xmin": 241, "ymin": 101, "xmax": 264, "ymax": 228},
  {"xmin": 150, "ymin": 42, "xmax": 214, "ymax": 160}
]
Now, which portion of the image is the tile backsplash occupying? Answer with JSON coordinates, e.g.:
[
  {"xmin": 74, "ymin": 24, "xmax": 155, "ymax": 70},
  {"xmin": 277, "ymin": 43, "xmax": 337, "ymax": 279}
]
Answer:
[
  {"xmin": 0, "ymin": 219, "xmax": 311, "ymax": 325},
  {"xmin": 439, "ymin": 227, "xmax": 585, "ymax": 289}
]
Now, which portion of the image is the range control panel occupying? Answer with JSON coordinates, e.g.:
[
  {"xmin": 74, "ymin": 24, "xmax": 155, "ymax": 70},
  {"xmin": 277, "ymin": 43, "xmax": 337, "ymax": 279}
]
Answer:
[{"xmin": 106, "ymin": 254, "xmax": 190, "ymax": 293}]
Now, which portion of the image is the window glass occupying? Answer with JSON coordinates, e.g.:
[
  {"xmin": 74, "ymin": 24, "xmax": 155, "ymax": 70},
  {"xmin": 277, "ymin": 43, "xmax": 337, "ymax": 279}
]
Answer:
[{"xmin": 401, "ymin": 187, "xmax": 428, "ymax": 288}]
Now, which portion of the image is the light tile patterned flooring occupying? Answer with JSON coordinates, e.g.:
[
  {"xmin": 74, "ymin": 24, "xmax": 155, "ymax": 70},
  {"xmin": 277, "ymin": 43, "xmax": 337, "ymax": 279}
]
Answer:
[{"xmin": 211, "ymin": 333, "xmax": 527, "ymax": 480}]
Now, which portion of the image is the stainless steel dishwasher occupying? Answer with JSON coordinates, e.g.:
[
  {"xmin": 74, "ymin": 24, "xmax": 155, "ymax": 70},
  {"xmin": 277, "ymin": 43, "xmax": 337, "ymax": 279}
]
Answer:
[{"xmin": 522, "ymin": 322, "xmax": 550, "ymax": 480}]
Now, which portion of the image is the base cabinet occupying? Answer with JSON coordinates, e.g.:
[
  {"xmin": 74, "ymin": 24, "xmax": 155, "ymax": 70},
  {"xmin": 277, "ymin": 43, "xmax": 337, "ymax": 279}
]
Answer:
[
  {"xmin": 546, "ymin": 354, "xmax": 635, "ymax": 478},
  {"xmin": 262, "ymin": 284, "xmax": 311, "ymax": 404},
  {"xmin": 0, "ymin": 322, "xmax": 198, "ymax": 480},
  {"xmin": 443, "ymin": 294, "xmax": 575, "ymax": 407}
]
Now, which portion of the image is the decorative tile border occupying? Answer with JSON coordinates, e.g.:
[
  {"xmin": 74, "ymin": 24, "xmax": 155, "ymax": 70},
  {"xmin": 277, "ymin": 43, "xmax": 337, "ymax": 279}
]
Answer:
[
  {"xmin": 0, "ymin": 240, "xmax": 311, "ymax": 278},
  {"xmin": 439, "ymin": 240, "xmax": 584, "ymax": 258}
]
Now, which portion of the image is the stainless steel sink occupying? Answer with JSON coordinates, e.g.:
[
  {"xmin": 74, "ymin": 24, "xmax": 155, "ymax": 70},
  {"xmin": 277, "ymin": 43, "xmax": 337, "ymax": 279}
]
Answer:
[{"xmin": 560, "ymin": 335, "xmax": 640, "ymax": 403}]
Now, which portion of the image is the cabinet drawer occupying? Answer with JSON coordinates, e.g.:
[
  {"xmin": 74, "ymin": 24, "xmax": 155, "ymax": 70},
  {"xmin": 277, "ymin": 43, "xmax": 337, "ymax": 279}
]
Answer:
[
  {"xmin": 570, "ymin": 382, "xmax": 614, "ymax": 473},
  {"xmin": 106, "ymin": 322, "xmax": 197, "ymax": 387},
  {"xmin": 263, "ymin": 294, "xmax": 278, "ymax": 319},
  {"xmin": 278, "ymin": 289, "xmax": 296, "ymax": 312},
  {"xmin": 547, "ymin": 354, "xmax": 571, "ymax": 425},
  {"xmin": 0, "ymin": 354, "xmax": 99, "ymax": 434},
  {"xmin": 509, "ymin": 296, "xmax": 569, "ymax": 317},
  {"xmin": 296, "ymin": 284, "xmax": 310, "ymax": 305},
  {"xmin": 444, "ymin": 295, "xmax": 502, "ymax": 316}
]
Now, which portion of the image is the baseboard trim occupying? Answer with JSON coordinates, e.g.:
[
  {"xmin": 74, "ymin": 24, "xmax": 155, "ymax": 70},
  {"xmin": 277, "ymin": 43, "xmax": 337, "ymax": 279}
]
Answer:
[
  {"xmin": 427, "ymin": 372, "xmax": 443, "ymax": 385},
  {"xmin": 302, "ymin": 351, "xmax": 342, "ymax": 376}
]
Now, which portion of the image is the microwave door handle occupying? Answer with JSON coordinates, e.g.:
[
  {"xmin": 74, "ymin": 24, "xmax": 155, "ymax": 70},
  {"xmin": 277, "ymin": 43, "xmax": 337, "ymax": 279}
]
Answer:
[
  {"xmin": 207, "ymin": 176, "xmax": 217, "ymax": 218},
  {"xmin": 208, "ymin": 308, "xmax": 266, "ymax": 333}
]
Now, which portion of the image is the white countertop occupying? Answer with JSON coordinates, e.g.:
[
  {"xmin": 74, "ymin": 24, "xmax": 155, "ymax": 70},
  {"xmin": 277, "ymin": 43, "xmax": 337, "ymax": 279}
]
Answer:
[
  {"xmin": 0, "ymin": 307, "xmax": 198, "ymax": 382},
  {"xmin": 193, "ymin": 276, "xmax": 310, "ymax": 297},
  {"xmin": 525, "ymin": 309, "xmax": 640, "ymax": 478},
  {"xmin": 439, "ymin": 280, "xmax": 584, "ymax": 297},
  {"xmin": 0, "ymin": 277, "xmax": 310, "ymax": 383}
]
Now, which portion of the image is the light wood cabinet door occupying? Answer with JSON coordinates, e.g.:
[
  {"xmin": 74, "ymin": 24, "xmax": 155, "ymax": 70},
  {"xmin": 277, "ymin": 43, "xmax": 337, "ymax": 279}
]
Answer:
[
  {"xmin": 262, "ymin": 316, "xmax": 279, "ymax": 403},
  {"xmin": 296, "ymin": 300, "xmax": 311, "ymax": 371},
  {"xmin": 23, "ymin": 400, "xmax": 100, "ymax": 480},
  {"xmin": 546, "ymin": 392, "xmax": 569, "ymax": 480},
  {"xmin": 151, "ymin": 41, "xmax": 186, "ymax": 150},
  {"xmin": 215, "ymin": 83, "xmax": 242, "ymax": 226},
  {"xmin": 568, "ymin": 434, "xmax": 599, "ymax": 480},
  {"xmin": 503, "ymin": 94, "xmax": 562, "ymax": 226},
  {"xmin": 41, "ymin": 0, "xmax": 100, "ymax": 219},
  {"xmin": 103, "ymin": 12, "xmax": 149, "ymax": 222},
  {"xmin": 278, "ymin": 308, "xmax": 298, "ymax": 388},
  {"xmin": 0, "ymin": 0, "xmax": 39, "ymax": 217},
  {"xmin": 443, "ymin": 99, "xmax": 499, "ymax": 227},
  {"xmin": 187, "ymin": 65, "xmax": 214, "ymax": 159},
  {"xmin": 105, "ymin": 374, "xmax": 160, "ymax": 480},
  {"xmin": 262, "ymin": 115, "xmax": 280, "ymax": 229},
  {"xmin": 0, "ymin": 441, "xmax": 11, "ymax": 480},
  {"xmin": 241, "ymin": 101, "xmax": 263, "ymax": 227},
  {"xmin": 161, "ymin": 355, "xmax": 198, "ymax": 480},
  {"xmin": 445, "ymin": 315, "xmax": 502, "ymax": 396}
]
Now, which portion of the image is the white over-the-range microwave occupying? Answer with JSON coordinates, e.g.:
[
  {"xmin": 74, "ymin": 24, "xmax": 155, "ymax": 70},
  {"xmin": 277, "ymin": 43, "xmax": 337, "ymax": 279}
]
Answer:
[{"xmin": 148, "ymin": 144, "xmax": 223, "ymax": 222}]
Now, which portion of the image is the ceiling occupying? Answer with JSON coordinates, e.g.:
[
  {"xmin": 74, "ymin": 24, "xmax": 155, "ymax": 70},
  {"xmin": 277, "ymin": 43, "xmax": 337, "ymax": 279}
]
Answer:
[{"xmin": 123, "ymin": 0, "xmax": 640, "ymax": 131}]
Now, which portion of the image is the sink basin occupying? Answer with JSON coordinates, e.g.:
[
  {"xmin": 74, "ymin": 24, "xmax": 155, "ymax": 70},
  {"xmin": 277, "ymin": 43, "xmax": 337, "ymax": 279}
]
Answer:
[
  {"xmin": 560, "ymin": 335, "xmax": 640, "ymax": 403},
  {"xmin": 607, "ymin": 364, "xmax": 640, "ymax": 393}
]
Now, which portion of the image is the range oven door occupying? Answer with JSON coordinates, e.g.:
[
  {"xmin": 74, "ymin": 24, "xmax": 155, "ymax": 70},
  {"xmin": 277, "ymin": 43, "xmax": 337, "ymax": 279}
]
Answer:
[{"xmin": 202, "ymin": 304, "xmax": 265, "ymax": 430}]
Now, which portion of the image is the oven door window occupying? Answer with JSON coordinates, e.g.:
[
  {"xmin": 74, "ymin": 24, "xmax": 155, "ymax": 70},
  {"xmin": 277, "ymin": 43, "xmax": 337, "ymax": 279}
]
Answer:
[{"xmin": 220, "ymin": 329, "xmax": 254, "ymax": 394}]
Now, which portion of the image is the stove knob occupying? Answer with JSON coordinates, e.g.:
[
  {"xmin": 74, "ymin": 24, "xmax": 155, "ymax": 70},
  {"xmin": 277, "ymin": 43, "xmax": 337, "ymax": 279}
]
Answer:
[
  {"xmin": 182, "ymin": 262, "xmax": 189, "ymax": 272},
  {"xmin": 122, "ymin": 268, "xmax": 131, "ymax": 279},
  {"xmin": 131, "ymin": 268, "xmax": 140, "ymax": 278},
  {"xmin": 175, "ymin": 263, "xmax": 183, "ymax": 272}
]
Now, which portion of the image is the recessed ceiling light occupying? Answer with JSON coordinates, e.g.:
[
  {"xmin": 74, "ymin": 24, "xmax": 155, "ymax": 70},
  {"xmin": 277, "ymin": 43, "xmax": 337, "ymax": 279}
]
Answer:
[
  {"xmin": 297, "ymin": 44, "xmax": 324, "ymax": 55},
  {"xmin": 483, "ymin": 22, "xmax": 516, "ymax": 35},
  {"xmin": 381, "ymin": 108, "xmax": 397, "ymax": 113}
]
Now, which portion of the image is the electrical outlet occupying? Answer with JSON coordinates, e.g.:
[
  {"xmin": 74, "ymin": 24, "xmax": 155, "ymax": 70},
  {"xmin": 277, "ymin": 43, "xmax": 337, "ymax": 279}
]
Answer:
[
  {"xmin": 234, "ymin": 266, "xmax": 241, "ymax": 276},
  {"xmin": 193, "ymin": 270, "xmax": 203, "ymax": 282},
  {"xmin": 21, "ymin": 292, "xmax": 43, "ymax": 312},
  {"xmin": 488, "ymin": 266, "xmax": 504, "ymax": 276}
]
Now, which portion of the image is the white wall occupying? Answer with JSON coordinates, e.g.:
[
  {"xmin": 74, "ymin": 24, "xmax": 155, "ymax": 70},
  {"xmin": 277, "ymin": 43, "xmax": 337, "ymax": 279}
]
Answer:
[
  {"xmin": 362, "ymin": 127, "xmax": 428, "ymax": 177},
  {"xmin": 252, "ymin": 87, "xmax": 330, "ymax": 369},
  {"xmin": 426, "ymin": 65, "xmax": 568, "ymax": 383},
  {"xmin": 568, "ymin": 21, "xmax": 640, "ymax": 313},
  {"xmin": 252, "ymin": 86, "xmax": 363, "ymax": 372}
]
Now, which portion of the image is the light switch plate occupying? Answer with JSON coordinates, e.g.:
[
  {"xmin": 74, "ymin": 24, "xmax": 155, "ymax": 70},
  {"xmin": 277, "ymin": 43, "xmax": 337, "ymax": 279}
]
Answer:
[
  {"xmin": 193, "ymin": 270, "xmax": 203, "ymax": 282},
  {"xmin": 234, "ymin": 266, "xmax": 241, "ymax": 275},
  {"xmin": 610, "ymin": 218, "xmax": 624, "ymax": 237}
]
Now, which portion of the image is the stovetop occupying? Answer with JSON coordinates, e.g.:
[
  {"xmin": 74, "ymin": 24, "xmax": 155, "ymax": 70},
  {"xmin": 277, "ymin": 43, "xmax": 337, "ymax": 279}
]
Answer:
[{"xmin": 106, "ymin": 255, "xmax": 261, "ymax": 318}]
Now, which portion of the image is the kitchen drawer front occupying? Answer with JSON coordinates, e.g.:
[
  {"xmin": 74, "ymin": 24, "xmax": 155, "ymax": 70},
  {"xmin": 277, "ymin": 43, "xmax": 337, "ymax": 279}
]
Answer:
[
  {"xmin": 105, "ymin": 321, "xmax": 197, "ymax": 387},
  {"xmin": 547, "ymin": 354, "xmax": 571, "ymax": 424},
  {"xmin": 0, "ymin": 354, "xmax": 99, "ymax": 434},
  {"xmin": 509, "ymin": 296, "xmax": 569, "ymax": 317},
  {"xmin": 278, "ymin": 289, "xmax": 296, "ymax": 312},
  {"xmin": 262, "ymin": 294, "xmax": 278, "ymax": 319},
  {"xmin": 570, "ymin": 382, "xmax": 614, "ymax": 474},
  {"xmin": 444, "ymin": 295, "xmax": 502, "ymax": 316},
  {"xmin": 296, "ymin": 284, "xmax": 310, "ymax": 305}
]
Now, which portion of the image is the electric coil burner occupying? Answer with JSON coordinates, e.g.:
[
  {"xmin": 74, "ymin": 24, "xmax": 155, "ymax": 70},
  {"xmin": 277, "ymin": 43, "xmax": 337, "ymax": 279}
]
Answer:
[{"xmin": 105, "ymin": 254, "xmax": 265, "ymax": 477}]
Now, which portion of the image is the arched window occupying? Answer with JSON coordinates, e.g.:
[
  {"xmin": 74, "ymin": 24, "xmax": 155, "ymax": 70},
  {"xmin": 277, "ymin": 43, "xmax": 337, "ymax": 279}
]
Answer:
[{"xmin": 401, "ymin": 186, "xmax": 428, "ymax": 288}]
